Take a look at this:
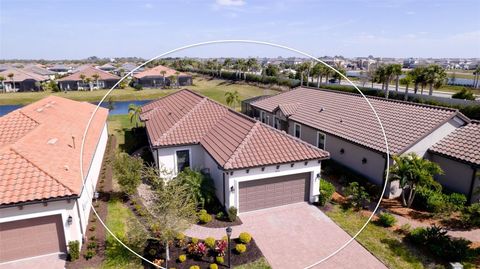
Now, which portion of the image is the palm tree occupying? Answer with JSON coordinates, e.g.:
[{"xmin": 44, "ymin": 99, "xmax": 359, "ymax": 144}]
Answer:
[
  {"xmin": 390, "ymin": 153, "xmax": 443, "ymax": 208},
  {"xmin": 128, "ymin": 104, "xmax": 142, "ymax": 128},
  {"xmin": 174, "ymin": 71, "xmax": 180, "ymax": 88},
  {"xmin": 426, "ymin": 64, "xmax": 447, "ymax": 95},
  {"xmin": 225, "ymin": 90, "xmax": 240, "ymax": 110},
  {"xmin": 92, "ymin": 73, "xmax": 100, "ymax": 89},
  {"xmin": 312, "ymin": 63, "xmax": 323, "ymax": 88},
  {"xmin": 384, "ymin": 64, "xmax": 395, "ymax": 99},
  {"xmin": 473, "ymin": 66, "xmax": 480, "ymax": 88},
  {"xmin": 0, "ymin": 76, "xmax": 5, "ymax": 93},
  {"xmin": 333, "ymin": 62, "xmax": 346, "ymax": 84},
  {"xmin": 85, "ymin": 77, "xmax": 93, "ymax": 91},
  {"xmin": 296, "ymin": 62, "xmax": 310, "ymax": 86},
  {"xmin": 410, "ymin": 66, "xmax": 426, "ymax": 94},
  {"xmin": 7, "ymin": 73, "xmax": 14, "ymax": 91},
  {"xmin": 160, "ymin": 70, "xmax": 167, "ymax": 88},
  {"xmin": 223, "ymin": 58, "xmax": 233, "ymax": 71},
  {"xmin": 391, "ymin": 64, "xmax": 402, "ymax": 92},
  {"xmin": 400, "ymin": 73, "xmax": 413, "ymax": 100},
  {"xmin": 79, "ymin": 74, "xmax": 86, "ymax": 90}
]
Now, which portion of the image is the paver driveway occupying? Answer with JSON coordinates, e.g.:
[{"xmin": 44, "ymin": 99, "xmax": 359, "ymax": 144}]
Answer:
[
  {"xmin": 187, "ymin": 202, "xmax": 386, "ymax": 269},
  {"xmin": 0, "ymin": 253, "xmax": 66, "ymax": 269}
]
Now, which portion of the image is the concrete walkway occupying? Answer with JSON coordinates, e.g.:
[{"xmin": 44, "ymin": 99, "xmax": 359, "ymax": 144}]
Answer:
[
  {"xmin": 185, "ymin": 203, "xmax": 386, "ymax": 269},
  {"xmin": 0, "ymin": 253, "xmax": 66, "ymax": 269}
]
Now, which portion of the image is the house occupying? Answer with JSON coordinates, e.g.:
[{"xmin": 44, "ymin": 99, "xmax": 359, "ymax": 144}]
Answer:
[
  {"xmin": 429, "ymin": 121, "xmax": 480, "ymax": 203},
  {"xmin": 140, "ymin": 90, "xmax": 329, "ymax": 213},
  {"xmin": 57, "ymin": 66, "xmax": 120, "ymax": 91},
  {"xmin": 245, "ymin": 87, "xmax": 470, "ymax": 197},
  {"xmin": 0, "ymin": 68, "xmax": 47, "ymax": 92},
  {"xmin": 133, "ymin": 65, "xmax": 192, "ymax": 88},
  {"xmin": 48, "ymin": 64, "xmax": 72, "ymax": 75},
  {"xmin": 24, "ymin": 65, "xmax": 57, "ymax": 80},
  {"xmin": 113, "ymin": 63, "xmax": 144, "ymax": 76},
  {"xmin": 96, "ymin": 63, "xmax": 116, "ymax": 72},
  {"xmin": 0, "ymin": 96, "xmax": 108, "ymax": 264}
]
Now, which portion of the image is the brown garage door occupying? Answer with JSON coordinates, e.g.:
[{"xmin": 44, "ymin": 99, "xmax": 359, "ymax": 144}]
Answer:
[
  {"xmin": 239, "ymin": 172, "xmax": 311, "ymax": 212},
  {"xmin": 0, "ymin": 215, "xmax": 66, "ymax": 262}
]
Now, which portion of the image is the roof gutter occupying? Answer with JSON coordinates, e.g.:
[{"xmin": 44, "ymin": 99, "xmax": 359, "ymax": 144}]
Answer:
[{"xmin": 0, "ymin": 195, "xmax": 79, "ymax": 209}]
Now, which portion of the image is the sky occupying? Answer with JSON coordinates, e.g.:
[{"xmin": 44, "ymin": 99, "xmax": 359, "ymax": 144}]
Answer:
[{"xmin": 0, "ymin": 0, "xmax": 479, "ymax": 60}]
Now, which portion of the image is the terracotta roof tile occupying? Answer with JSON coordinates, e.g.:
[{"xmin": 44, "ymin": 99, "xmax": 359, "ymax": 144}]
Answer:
[
  {"xmin": 252, "ymin": 87, "xmax": 463, "ymax": 154},
  {"xmin": 133, "ymin": 65, "xmax": 189, "ymax": 79},
  {"xmin": 0, "ymin": 68, "xmax": 47, "ymax": 82},
  {"xmin": 0, "ymin": 96, "xmax": 108, "ymax": 205},
  {"xmin": 142, "ymin": 90, "xmax": 329, "ymax": 170},
  {"xmin": 429, "ymin": 121, "xmax": 480, "ymax": 166},
  {"xmin": 57, "ymin": 66, "xmax": 120, "ymax": 81}
]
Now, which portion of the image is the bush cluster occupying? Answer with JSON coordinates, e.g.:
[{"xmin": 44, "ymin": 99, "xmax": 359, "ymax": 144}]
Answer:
[
  {"xmin": 178, "ymin": 254, "xmax": 187, "ymax": 263},
  {"xmin": 239, "ymin": 232, "xmax": 252, "ymax": 244},
  {"xmin": 319, "ymin": 180, "xmax": 336, "ymax": 206},
  {"xmin": 67, "ymin": 240, "xmax": 80, "ymax": 261},
  {"xmin": 344, "ymin": 182, "xmax": 370, "ymax": 209},
  {"xmin": 235, "ymin": 244, "xmax": 247, "ymax": 254},
  {"xmin": 228, "ymin": 206, "xmax": 237, "ymax": 222},
  {"xmin": 407, "ymin": 225, "xmax": 473, "ymax": 262},
  {"xmin": 461, "ymin": 203, "xmax": 480, "ymax": 227},
  {"xmin": 198, "ymin": 210, "xmax": 213, "ymax": 224},
  {"xmin": 210, "ymin": 264, "xmax": 219, "ymax": 269},
  {"xmin": 377, "ymin": 212, "xmax": 397, "ymax": 227},
  {"xmin": 415, "ymin": 186, "xmax": 467, "ymax": 213},
  {"xmin": 205, "ymin": 237, "xmax": 216, "ymax": 248},
  {"xmin": 215, "ymin": 256, "xmax": 224, "ymax": 264}
]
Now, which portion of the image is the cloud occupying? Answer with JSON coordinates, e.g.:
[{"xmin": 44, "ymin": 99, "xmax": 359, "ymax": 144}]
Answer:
[{"xmin": 215, "ymin": 0, "xmax": 245, "ymax": 7}]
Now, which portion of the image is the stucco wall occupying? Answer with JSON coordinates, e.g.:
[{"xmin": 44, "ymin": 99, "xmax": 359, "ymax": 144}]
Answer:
[
  {"xmin": 155, "ymin": 144, "xmax": 204, "ymax": 178},
  {"xmin": 403, "ymin": 117, "xmax": 464, "ymax": 157},
  {"xmin": 227, "ymin": 160, "xmax": 322, "ymax": 213},
  {"xmin": 429, "ymin": 153, "xmax": 475, "ymax": 199}
]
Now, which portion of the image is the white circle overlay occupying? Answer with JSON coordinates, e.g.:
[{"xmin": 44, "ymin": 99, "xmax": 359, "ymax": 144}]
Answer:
[{"xmin": 79, "ymin": 40, "xmax": 391, "ymax": 269}]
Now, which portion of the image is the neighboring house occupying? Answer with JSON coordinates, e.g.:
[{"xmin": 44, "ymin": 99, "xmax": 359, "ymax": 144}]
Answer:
[
  {"xmin": 0, "ymin": 68, "xmax": 47, "ymax": 92},
  {"xmin": 48, "ymin": 64, "xmax": 72, "ymax": 75},
  {"xmin": 133, "ymin": 65, "xmax": 192, "ymax": 88},
  {"xmin": 113, "ymin": 63, "xmax": 144, "ymax": 76},
  {"xmin": 97, "ymin": 63, "xmax": 116, "ymax": 72},
  {"xmin": 246, "ymin": 87, "xmax": 470, "ymax": 197},
  {"xmin": 57, "ymin": 66, "xmax": 120, "ymax": 91},
  {"xmin": 429, "ymin": 121, "xmax": 480, "ymax": 203},
  {"xmin": 24, "ymin": 65, "xmax": 57, "ymax": 80},
  {"xmin": 0, "ymin": 96, "xmax": 108, "ymax": 264},
  {"xmin": 141, "ymin": 90, "xmax": 329, "ymax": 214}
]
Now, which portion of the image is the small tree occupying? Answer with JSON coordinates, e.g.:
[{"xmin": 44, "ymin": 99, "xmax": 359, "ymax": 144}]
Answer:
[
  {"xmin": 176, "ymin": 167, "xmax": 216, "ymax": 209},
  {"xmin": 390, "ymin": 153, "xmax": 443, "ymax": 208},
  {"xmin": 344, "ymin": 182, "xmax": 370, "ymax": 209},
  {"xmin": 225, "ymin": 90, "xmax": 240, "ymax": 110},
  {"xmin": 452, "ymin": 88, "xmax": 475, "ymax": 100},
  {"xmin": 113, "ymin": 152, "xmax": 143, "ymax": 195},
  {"xmin": 128, "ymin": 104, "xmax": 142, "ymax": 128}
]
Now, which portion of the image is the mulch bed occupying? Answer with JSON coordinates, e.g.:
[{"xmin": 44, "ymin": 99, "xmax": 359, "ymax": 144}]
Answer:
[
  {"xmin": 66, "ymin": 135, "xmax": 116, "ymax": 269},
  {"xmin": 199, "ymin": 214, "xmax": 243, "ymax": 228},
  {"xmin": 142, "ymin": 238, "xmax": 264, "ymax": 269}
]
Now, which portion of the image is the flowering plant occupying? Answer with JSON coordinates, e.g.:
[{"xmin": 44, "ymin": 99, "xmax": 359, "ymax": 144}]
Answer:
[{"xmin": 215, "ymin": 240, "xmax": 227, "ymax": 256}]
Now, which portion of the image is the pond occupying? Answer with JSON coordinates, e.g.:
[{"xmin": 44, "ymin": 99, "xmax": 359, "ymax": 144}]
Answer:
[{"xmin": 0, "ymin": 99, "xmax": 153, "ymax": 116}]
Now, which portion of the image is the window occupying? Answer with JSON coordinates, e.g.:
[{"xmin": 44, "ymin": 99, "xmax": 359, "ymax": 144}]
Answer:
[
  {"xmin": 274, "ymin": 117, "xmax": 280, "ymax": 129},
  {"xmin": 176, "ymin": 150, "xmax": 190, "ymax": 172},
  {"xmin": 260, "ymin": 111, "xmax": 266, "ymax": 123},
  {"xmin": 265, "ymin": 115, "xmax": 270, "ymax": 125},
  {"xmin": 294, "ymin": 123, "xmax": 301, "ymax": 138},
  {"xmin": 316, "ymin": 132, "xmax": 326, "ymax": 149}
]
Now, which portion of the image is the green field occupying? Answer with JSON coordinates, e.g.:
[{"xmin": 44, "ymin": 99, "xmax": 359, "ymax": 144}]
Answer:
[{"xmin": 0, "ymin": 77, "xmax": 277, "ymax": 106}]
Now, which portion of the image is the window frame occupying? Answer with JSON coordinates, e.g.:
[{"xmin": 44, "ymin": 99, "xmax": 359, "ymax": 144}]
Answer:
[
  {"xmin": 294, "ymin": 123, "xmax": 301, "ymax": 138},
  {"xmin": 260, "ymin": 111, "xmax": 266, "ymax": 123},
  {"xmin": 316, "ymin": 131, "xmax": 326, "ymax": 150},
  {"xmin": 175, "ymin": 148, "xmax": 191, "ymax": 173}
]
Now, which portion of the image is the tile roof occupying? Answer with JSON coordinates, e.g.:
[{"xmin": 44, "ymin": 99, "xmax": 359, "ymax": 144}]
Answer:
[
  {"xmin": 251, "ymin": 87, "xmax": 466, "ymax": 154},
  {"xmin": 141, "ymin": 90, "xmax": 329, "ymax": 170},
  {"xmin": 0, "ymin": 68, "xmax": 47, "ymax": 82},
  {"xmin": 0, "ymin": 96, "xmax": 108, "ymax": 205},
  {"xmin": 429, "ymin": 121, "xmax": 480, "ymax": 166},
  {"xmin": 57, "ymin": 66, "xmax": 120, "ymax": 81},
  {"xmin": 133, "ymin": 65, "xmax": 189, "ymax": 79},
  {"xmin": 275, "ymin": 103, "xmax": 300, "ymax": 117}
]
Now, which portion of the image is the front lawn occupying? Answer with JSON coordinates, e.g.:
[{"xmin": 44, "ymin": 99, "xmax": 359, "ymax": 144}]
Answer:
[
  {"xmin": 324, "ymin": 204, "xmax": 437, "ymax": 269},
  {"xmin": 234, "ymin": 257, "xmax": 271, "ymax": 269}
]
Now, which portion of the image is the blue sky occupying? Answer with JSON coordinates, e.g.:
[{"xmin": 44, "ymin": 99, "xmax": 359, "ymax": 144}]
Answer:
[{"xmin": 0, "ymin": 0, "xmax": 479, "ymax": 59}]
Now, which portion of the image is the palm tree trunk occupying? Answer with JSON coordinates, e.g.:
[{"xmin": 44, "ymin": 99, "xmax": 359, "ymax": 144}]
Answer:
[
  {"xmin": 385, "ymin": 79, "xmax": 390, "ymax": 99},
  {"xmin": 421, "ymin": 84, "xmax": 424, "ymax": 95},
  {"xmin": 428, "ymin": 83, "xmax": 433, "ymax": 96},
  {"xmin": 404, "ymin": 83, "xmax": 409, "ymax": 101},
  {"xmin": 300, "ymin": 72, "xmax": 304, "ymax": 86},
  {"xmin": 414, "ymin": 82, "xmax": 418, "ymax": 94},
  {"xmin": 395, "ymin": 76, "xmax": 399, "ymax": 92},
  {"xmin": 317, "ymin": 75, "xmax": 321, "ymax": 88}
]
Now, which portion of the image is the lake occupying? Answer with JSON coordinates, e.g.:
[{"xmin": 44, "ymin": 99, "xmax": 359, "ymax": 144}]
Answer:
[{"xmin": 0, "ymin": 99, "xmax": 153, "ymax": 116}]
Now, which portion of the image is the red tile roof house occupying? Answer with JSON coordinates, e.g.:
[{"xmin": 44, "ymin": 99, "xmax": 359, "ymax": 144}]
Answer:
[
  {"xmin": 133, "ymin": 65, "xmax": 192, "ymax": 88},
  {"xmin": 57, "ymin": 66, "xmax": 120, "ymax": 91},
  {"xmin": 0, "ymin": 68, "xmax": 47, "ymax": 92},
  {"xmin": 140, "ymin": 90, "xmax": 329, "ymax": 213},
  {"xmin": 429, "ymin": 121, "xmax": 480, "ymax": 203},
  {"xmin": 0, "ymin": 96, "xmax": 108, "ymax": 264},
  {"xmin": 246, "ymin": 87, "xmax": 471, "ymax": 198}
]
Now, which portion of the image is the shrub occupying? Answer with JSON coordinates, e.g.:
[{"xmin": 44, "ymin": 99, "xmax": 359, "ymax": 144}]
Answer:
[
  {"xmin": 190, "ymin": 266, "xmax": 200, "ymax": 269},
  {"xmin": 216, "ymin": 211, "xmax": 225, "ymax": 220},
  {"xmin": 89, "ymin": 225, "xmax": 96, "ymax": 231},
  {"xmin": 176, "ymin": 232, "xmax": 185, "ymax": 241},
  {"xmin": 216, "ymin": 256, "xmax": 224, "ymax": 264},
  {"xmin": 148, "ymin": 248, "xmax": 157, "ymax": 256},
  {"xmin": 113, "ymin": 152, "xmax": 143, "ymax": 195},
  {"xmin": 228, "ymin": 206, "xmax": 237, "ymax": 222},
  {"xmin": 461, "ymin": 203, "xmax": 480, "ymax": 227},
  {"xmin": 198, "ymin": 212, "xmax": 212, "ymax": 224},
  {"xmin": 191, "ymin": 237, "xmax": 199, "ymax": 244},
  {"xmin": 377, "ymin": 212, "xmax": 397, "ymax": 227},
  {"xmin": 235, "ymin": 244, "xmax": 247, "ymax": 254},
  {"xmin": 452, "ymin": 88, "xmax": 476, "ymax": 100},
  {"xmin": 84, "ymin": 249, "xmax": 95, "ymax": 260},
  {"xmin": 319, "ymin": 180, "xmax": 336, "ymax": 206},
  {"xmin": 178, "ymin": 254, "xmax": 187, "ymax": 263},
  {"xmin": 89, "ymin": 235, "xmax": 96, "ymax": 241},
  {"xmin": 210, "ymin": 264, "xmax": 219, "ymax": 269},
  {"xmin": 199, "ymin": 209, "xmax": 207, "ymax": 215},
  {"xmin": 344, "ymin": 182, "xmax": 370, "ymax": 209},
  {"xmin": 416, "ymin": 187, "xmax": 466, "ymax": 213},
  {"xmin": 446, "ymin": 192, "xmax": 467, "ymax": 211},
  {"xmin": 215, "ymin": 240, "xmax": 227, "ymax": 256},
  {"xmin": 205, "ymin": 237, "xmax": 216, "ymax": 248},
  {"xmin": 67, "ymin": 240, "xmax": 80, "ymax": 261},
  {"xmin": 87, "ymin": 241, "xmax": 97, "ymax": 250},
  {"xmin": 239, "ymin": 232, "xmax": 252, "ymax": 244}
]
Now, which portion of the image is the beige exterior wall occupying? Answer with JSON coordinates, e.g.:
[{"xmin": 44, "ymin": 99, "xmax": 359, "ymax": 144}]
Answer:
[{"xmin": 429, "ymin": 153, "xmax": 477, "ymax": 203}]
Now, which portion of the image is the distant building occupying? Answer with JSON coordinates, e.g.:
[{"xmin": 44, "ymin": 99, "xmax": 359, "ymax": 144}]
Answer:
[
  {"xmin": 0, "ymin": 68, "xmax": 47, "ymax": 92},
  {"xmin": 133, "ymin": 65, "xmax": 192, "ymax": 88},
  {"xmin": 97, "ymin": 63, "xmax": 116, "ymax": 72},
  {"xmin": 57, "ymin": 66, "xmax": 120, "ymax": 91},
  {"xmin": 24, "ymin": 65, "xmax": 56, "ymax": 80},
  {"xmin": 48, "ymin": 64, "xmax": 72, "ymax": 75}
]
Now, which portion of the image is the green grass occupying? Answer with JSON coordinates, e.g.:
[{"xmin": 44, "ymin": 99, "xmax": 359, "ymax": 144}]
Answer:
[
  {"xmin": 325, "ymin": 204, "xmax": 438, "ymax": 269},
  {"xmin": 0, "ymin": 76, "xmax": 276, "ymax": 106},
  {"xmin": 234, "ymin": 258, "xmax": 271, "ymax": 269},
  {"xmin": 101, "ymin": 198, "xmax": 143, "ymax": 269}
]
